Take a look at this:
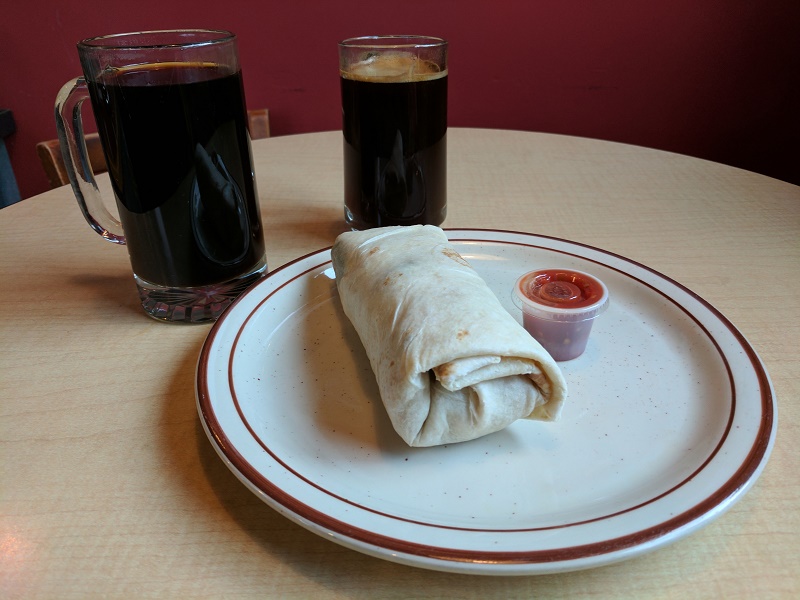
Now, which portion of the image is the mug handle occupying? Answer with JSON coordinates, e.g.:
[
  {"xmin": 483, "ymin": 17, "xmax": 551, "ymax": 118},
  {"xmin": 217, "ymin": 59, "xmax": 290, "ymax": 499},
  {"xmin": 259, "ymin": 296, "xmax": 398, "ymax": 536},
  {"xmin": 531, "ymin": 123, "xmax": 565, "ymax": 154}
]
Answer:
[{"xmin": 55, "ymin": 77, "xmax": 126, "ymax": 244}]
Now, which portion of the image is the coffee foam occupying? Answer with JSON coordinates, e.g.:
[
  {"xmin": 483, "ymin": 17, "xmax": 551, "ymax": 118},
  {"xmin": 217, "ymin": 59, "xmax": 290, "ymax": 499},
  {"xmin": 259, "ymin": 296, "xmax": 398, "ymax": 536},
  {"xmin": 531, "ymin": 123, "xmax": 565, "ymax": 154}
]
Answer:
[{"xmin": 341, "ymin": 52, "xmax": 446, "ymax": 83}]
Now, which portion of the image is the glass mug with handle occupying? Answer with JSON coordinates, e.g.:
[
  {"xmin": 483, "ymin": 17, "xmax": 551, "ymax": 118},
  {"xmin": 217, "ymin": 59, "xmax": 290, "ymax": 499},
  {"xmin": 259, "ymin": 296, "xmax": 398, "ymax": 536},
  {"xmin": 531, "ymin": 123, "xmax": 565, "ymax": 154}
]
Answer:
[{"xmin": 56, "ymin": 29, "xmax": 267, "ymax": 323}]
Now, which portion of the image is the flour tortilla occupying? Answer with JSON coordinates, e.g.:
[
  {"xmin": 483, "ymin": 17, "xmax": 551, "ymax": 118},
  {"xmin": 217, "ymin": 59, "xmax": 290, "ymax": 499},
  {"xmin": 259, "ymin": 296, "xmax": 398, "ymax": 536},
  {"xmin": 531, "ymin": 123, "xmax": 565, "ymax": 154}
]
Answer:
[{"xmin": 332, "ymin": 225, "xmax": 567, "ymax": 447}]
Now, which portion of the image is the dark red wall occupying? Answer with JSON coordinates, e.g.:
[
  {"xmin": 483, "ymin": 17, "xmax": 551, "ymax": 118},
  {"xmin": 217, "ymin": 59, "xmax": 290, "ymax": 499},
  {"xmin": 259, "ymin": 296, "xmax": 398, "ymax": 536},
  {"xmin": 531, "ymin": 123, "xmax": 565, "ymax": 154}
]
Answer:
[{"xmin": 2, "ymin": 1, "xmax": 798, "ymax": 199}]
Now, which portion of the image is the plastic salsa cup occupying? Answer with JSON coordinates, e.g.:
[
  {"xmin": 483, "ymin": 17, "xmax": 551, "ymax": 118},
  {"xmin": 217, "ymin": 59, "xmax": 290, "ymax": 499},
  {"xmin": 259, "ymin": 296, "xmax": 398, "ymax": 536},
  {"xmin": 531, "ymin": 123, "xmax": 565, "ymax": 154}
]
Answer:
[{"xmin": 513, "ymin": 268, "xmax": 609, "ymax": 361}]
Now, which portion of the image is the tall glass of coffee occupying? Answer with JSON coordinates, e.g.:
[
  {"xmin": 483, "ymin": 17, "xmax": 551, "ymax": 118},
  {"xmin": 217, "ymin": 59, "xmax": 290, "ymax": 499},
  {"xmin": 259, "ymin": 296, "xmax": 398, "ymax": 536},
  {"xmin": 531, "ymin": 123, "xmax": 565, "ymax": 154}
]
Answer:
[
  {"xmin": 339, "ymin": 36, "xmax": 448, "ymax": 230},
  {"xmin": 55, "ymin": 29, "xmax": 266, "ymax": 323}
]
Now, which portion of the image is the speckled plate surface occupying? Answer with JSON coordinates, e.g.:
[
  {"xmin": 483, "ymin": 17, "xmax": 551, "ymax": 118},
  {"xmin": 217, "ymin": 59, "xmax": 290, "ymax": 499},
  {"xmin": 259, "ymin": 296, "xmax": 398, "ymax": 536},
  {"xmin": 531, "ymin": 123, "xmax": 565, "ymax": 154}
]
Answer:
[{"xmin": 196, "ymin": 229, "xmax": 776, "ymax": 575}]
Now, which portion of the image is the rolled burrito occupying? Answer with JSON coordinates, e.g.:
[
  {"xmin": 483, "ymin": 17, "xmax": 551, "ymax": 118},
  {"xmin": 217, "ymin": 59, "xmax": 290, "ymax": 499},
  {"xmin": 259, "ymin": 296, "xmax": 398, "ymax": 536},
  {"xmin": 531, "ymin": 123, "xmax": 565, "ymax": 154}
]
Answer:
[{"xmin": 332, "ymin": 225, "xmax": 567, "ymax": 447}]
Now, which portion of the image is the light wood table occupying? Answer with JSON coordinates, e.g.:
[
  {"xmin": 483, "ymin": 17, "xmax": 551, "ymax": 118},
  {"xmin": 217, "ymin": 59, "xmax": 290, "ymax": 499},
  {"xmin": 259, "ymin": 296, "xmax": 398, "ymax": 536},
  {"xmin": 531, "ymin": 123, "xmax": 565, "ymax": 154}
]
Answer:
[{"xmin": 1, "ymin": 129, "xmax": 797, "ymax": 598}]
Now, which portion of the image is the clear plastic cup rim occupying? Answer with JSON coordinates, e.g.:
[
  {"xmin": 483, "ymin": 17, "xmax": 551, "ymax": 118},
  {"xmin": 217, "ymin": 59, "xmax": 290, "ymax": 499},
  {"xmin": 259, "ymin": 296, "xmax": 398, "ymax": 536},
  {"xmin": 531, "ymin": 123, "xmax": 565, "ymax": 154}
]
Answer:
[{"xmin": 512, "ymin": 269, "xmax": 610, "ymax": 323}]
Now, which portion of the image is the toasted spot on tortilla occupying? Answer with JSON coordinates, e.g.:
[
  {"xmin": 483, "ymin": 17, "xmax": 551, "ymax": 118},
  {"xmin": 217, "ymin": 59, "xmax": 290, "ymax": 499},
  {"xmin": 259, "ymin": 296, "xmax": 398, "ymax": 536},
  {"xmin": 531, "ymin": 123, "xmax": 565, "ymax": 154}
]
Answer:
[
  {"xmin": 441, "ymin": 247, "xmax": 470, "ymax": 267},
  {"xmin": 433, "ymin": 363, "xmax": 453, "ymax": 378},
  {"xmin": 383, "ymin": 272, "xmax": 403, "ymax": 285}
]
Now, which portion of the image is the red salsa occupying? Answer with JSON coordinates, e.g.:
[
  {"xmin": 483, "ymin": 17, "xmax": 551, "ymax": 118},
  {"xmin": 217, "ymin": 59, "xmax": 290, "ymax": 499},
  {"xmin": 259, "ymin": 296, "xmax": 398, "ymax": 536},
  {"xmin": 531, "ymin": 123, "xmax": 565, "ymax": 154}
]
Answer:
[{"xmin": 519, "ymin": 269, "xmax": 605, "ymax": 309}]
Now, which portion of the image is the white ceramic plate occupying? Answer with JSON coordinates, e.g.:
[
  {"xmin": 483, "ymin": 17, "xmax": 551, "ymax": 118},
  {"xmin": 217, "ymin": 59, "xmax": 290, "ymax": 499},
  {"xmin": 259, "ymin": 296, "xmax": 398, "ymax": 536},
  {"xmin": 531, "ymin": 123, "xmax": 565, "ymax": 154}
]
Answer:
[{"xmin": 196, "ymin": 229, "xmax": 776, "ymax": 575}]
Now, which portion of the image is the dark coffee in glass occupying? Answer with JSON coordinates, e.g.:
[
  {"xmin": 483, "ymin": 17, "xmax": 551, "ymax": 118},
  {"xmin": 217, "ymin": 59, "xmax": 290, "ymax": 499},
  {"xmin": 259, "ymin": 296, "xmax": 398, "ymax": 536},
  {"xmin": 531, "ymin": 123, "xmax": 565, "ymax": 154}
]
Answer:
[
  {"xmin": 87, "ymin": 63, "xmax": 264, "ymax": 289},
  {"xmin": 55, "ymin": 30, "xmax": 266, "ymax": 322},
  {"xmin": 339, "ymin": 36, "xmax": 448, "ymax": 230}
]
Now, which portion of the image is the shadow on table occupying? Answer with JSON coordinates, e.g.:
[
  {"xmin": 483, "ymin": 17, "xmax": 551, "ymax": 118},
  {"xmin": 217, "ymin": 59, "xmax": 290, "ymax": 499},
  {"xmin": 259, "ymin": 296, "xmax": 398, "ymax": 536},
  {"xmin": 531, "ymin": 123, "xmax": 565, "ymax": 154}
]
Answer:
[{"xmin": 70, "ymin": 271, "xmax": 143, "ymax": 318}]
